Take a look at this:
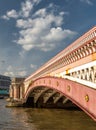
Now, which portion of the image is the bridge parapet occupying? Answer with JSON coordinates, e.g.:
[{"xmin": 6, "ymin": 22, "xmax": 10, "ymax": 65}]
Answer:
[{"xmin": 60, "ymin": 60, "xmax": 96, "ymax": 85}]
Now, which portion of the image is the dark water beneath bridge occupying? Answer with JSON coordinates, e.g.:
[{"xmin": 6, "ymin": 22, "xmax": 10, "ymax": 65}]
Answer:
[{"xmin": 0, "ymin": 99, "xmax": 96, "ymax": 130}]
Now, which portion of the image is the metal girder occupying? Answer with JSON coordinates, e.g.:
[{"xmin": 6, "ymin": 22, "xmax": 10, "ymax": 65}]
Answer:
[
  {"xmin": 33, "ymin": 87, "xmax": 50, "ymax": 103},
  {"xmin": 43, "ymin": 90, "xmax": 56, "ymax": 103}
]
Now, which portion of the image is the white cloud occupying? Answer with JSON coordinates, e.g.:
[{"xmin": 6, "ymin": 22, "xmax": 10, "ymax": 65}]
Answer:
[
  {"xmin": 4, "ymin": 65, "xmax": 27, "ymax": 77},
  {"xmin": 17, "ymin": 71, "xmax": 27, "ymax": 77},
  {"xmin": 1, "ymin": 15, "xmax": 10, "ymax": 20},
  {"xmin": 2, "ymin": 0, "xmax": 41, "ymax": 20},
  {"xmin": 1, "ymin": 9, "xmax": 18, "ymax": 20},
  {"xmin": 80, "ymin": 0, "xmax": 93, "ymax": 5},
  {"xmin": 30, "ymin": 64, "xmax": 37, "ymax": 69},
  {"xmin": 15, "ymin": 6, "xmax": 77, "ymax": 52},
  {"xmin": 4, "ymin": 71, "xmax": 15, "ymax": 77},
  {"xmin": 43, "ymin": 27, "xmax": 76, "ymax": 42},
  {"xmin": 2, "ymin": 0, "xmax": 77, "ymax": 52},
  {"xmin": 20, "ymin": 0, "xmax": 33, "ymax": 17},
  {"xmin": 1, "ymin": 0, "xmax": 78, "ymax": 77},
  {"xmin": 34, "ymin": 8, "xmax": 47, "ymax": 17},
  {"xmin": 16, "ymin": 18, "xmax": 33, "ymax": 29},
  {"xmin": 7, "ymin": 9, "xmax": 18, "ymax": 18},
  {"xmin": 4, "ymin": 71, "xmax": 27, "ymax": 77},
  {"xmin": 4, "ymin": 65, "xmax": 15, "ymax": 77}
]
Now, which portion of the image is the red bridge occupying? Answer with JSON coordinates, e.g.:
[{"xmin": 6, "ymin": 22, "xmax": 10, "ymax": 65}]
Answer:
[{"xmin": 9, "ymin": 26, "xmax": 96, "ymax": 121}]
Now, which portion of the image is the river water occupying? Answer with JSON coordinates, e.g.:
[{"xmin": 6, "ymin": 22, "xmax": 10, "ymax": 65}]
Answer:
[{"xmin": 0, "ymin": 99, "xmax": 96, "ymax": 130}]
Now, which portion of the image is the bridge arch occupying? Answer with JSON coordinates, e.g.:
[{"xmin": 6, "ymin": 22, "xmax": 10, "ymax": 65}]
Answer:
[
  {"xmin": 23, "ymin": 76, "xmax": 96, "ymax": 121},
  {"xmin": 23, "ymin": 82, "xmax": 72, "ymax": 108}
]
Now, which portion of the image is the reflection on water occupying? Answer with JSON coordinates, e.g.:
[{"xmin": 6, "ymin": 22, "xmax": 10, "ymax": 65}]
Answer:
[{"xmin": 0, "ymin": 99, "xmax": 96, "ymax": 130}]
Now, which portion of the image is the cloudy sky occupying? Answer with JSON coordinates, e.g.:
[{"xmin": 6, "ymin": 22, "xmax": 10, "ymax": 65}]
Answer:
[{"xmin": 0, "ymin": 0, "xmax": 96, "ymax": 78}]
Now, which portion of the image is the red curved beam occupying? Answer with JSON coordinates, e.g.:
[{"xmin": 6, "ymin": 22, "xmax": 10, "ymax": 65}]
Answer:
[{"xmin": 24, "ymin": 76, "xmax": 96, "ymax": 121}]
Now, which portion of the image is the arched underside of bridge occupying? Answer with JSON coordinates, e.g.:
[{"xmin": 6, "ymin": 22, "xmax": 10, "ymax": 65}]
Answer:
[
  {"xmin": 23, "ymin": 77, "xmax": 96, "ymax": 121},
  {"xmin": 24, "ymin": 86, "xmax": 75, "ymax": 109}
]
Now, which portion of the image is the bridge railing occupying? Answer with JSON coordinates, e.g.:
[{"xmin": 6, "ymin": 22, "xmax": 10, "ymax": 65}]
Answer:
[{"xmin": 60, "ymin": 60, "xmax": 96, "ymax": 83}]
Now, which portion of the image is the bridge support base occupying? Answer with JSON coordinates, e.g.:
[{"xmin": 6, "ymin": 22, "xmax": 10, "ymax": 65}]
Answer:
[{"xmin": 6, "ymin": 98, "xmax": 24, "ymax": 107}]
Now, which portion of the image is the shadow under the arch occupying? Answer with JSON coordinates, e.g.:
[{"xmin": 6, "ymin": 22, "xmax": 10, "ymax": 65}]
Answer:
[{"xmin": 23, "ymin": 96, "xmax": 82, "ymax": 111}]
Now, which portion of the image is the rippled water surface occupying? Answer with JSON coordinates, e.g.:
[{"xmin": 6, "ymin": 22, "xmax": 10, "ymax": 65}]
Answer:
[{"xmin": 0, "ymin": 99, "xmax": 96, "ymax": 130}]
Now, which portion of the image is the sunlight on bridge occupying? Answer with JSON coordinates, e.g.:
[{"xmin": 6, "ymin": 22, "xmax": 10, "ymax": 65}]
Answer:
[{"xmin": 9, "ymin": 26, "xmax": 96, "ymax": 121}]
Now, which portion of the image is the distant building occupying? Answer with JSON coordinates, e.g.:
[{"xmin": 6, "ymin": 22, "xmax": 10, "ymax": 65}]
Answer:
[{"xmin": 0, "ymin": 75, "xmax": 11, "ymax": 95}]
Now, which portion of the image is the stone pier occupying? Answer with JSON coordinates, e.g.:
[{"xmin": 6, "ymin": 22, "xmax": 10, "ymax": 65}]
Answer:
[{"xmin": 6, "ymin": 77, "xmax": 25, "ymax": 107}]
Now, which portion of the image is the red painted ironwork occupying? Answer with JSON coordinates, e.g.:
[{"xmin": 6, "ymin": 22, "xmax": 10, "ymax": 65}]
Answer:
[{"xmin": 24, "ymin": 77, "xmax": 96, "ymax": 121}]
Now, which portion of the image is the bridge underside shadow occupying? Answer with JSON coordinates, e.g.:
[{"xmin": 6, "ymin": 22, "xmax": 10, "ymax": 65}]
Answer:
[{"xmin": 24, "ymin": 86, "xmax": 77, "ymax": 109}]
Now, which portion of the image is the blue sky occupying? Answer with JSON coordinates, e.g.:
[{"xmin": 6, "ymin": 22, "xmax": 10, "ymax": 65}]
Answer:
[{"xmin": 0, "ymin": 0, "xmax": 96, "ymax": 77}]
